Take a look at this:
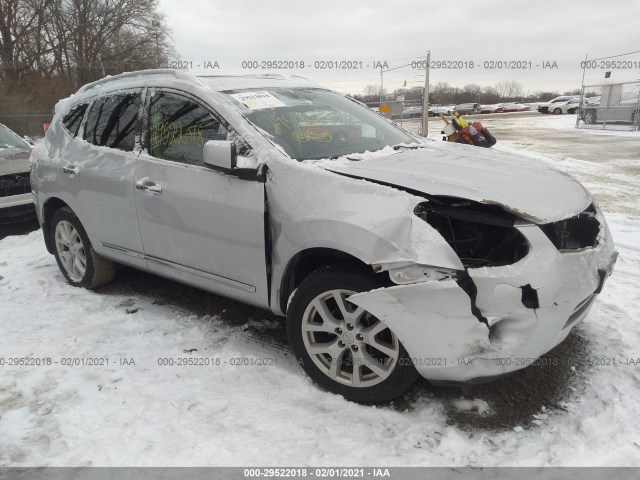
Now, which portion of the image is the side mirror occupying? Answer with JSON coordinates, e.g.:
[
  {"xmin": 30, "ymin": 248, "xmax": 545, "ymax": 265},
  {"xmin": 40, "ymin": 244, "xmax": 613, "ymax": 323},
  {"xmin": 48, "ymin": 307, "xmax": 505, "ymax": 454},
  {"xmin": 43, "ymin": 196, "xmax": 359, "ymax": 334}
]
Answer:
[
  {"xmin": 23, "ymin": 135, "xmax": 35, "ymax": 146},
  {"xmin": 203, "ymin": 140, "xmax": 236, "ymax": 171}
]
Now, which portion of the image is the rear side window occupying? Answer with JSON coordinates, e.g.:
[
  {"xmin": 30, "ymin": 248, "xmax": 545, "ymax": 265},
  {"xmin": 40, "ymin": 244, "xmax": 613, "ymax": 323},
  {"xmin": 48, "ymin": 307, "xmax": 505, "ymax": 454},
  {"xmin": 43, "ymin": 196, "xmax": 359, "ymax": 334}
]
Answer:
[
  {"xmin": 62, "ymin": 103, "xmax": 88, "ymax": 137},
  {"xmin": 147, "ymin": 92, "xmax": 228, "ymax": 165},
  {"xmin": 84, "ymin": 93, "xmax": 142, "ymax": 151}
]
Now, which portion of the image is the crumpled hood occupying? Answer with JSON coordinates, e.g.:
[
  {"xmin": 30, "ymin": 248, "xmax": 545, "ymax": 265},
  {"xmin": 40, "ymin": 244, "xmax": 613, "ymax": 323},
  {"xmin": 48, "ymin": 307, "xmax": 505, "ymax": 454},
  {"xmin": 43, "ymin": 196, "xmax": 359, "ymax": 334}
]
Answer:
[{"xmin": 324, "ymin": 143, "xmax": 591, "ymax": 223}]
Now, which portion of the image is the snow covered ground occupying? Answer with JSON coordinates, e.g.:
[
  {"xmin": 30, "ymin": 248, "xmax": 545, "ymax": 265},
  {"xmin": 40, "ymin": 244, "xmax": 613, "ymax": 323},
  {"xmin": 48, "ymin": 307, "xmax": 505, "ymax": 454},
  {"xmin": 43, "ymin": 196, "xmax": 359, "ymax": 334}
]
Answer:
[{"xmin": 1, "ymin": 115, "xmax": 640, "ymax": 467}]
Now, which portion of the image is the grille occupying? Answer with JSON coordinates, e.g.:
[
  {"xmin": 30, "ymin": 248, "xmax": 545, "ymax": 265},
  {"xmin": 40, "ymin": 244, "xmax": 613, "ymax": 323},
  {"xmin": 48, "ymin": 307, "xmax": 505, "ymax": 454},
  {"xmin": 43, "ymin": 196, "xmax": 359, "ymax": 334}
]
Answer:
[
  {"xmin": 0, "ymin": 203, "xmax": 36, "ymax": 224},
  {"xmin": 0, "ymin": 173, "xmax": 31, "ymax": 198},
  {"xmin": 539, "ymin": 204, "xmax": 600, "ymax": 251}
]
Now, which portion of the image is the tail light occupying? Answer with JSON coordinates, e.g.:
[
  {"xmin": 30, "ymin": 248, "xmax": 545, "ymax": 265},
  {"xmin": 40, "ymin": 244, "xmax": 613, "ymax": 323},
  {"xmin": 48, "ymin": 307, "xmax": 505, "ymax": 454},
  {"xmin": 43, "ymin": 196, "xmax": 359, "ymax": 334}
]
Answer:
[{"xmin": 43, "ymin": 123, "xmax": 50, "ymax": 134}]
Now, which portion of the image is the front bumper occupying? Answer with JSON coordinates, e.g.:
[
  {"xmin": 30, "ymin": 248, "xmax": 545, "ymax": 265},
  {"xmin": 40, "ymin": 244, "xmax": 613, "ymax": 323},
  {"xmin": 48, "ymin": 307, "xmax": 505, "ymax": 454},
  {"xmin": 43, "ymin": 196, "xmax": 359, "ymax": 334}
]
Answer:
[
  {"xmin": 0, "ymin": 193, "xmax": 35, "ymax": 224},
  {"xmin": 349, "ymin": 212, "xmax": 618, "ymax": 382},
  {"xmin": 0, "ymin": 172, "xmax": 35, "ymax": 223}
]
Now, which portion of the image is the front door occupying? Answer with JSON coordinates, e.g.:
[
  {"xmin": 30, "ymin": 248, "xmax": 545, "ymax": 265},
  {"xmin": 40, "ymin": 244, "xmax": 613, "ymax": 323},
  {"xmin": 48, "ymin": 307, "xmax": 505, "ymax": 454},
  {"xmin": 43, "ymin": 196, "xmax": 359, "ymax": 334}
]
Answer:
[{"xmin": 134, "ymin": 90, "xmax": 269, "ymax": 307}]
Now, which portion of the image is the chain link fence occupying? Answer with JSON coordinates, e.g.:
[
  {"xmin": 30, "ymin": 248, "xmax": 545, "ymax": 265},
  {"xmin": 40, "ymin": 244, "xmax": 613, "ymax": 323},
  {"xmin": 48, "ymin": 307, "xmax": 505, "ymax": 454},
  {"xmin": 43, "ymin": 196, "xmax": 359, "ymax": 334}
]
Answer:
[{"xmin": 576, "ymin": 50, "xmax": 640, "ymax": 132}]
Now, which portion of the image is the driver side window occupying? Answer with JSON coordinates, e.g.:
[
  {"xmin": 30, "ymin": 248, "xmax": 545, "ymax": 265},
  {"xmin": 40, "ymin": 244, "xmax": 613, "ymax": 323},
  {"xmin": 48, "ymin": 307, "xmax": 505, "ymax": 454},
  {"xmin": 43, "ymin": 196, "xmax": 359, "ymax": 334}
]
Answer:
[{"xmin": 148, "ymin": 92, "xmax": 228, "ymax": 165}]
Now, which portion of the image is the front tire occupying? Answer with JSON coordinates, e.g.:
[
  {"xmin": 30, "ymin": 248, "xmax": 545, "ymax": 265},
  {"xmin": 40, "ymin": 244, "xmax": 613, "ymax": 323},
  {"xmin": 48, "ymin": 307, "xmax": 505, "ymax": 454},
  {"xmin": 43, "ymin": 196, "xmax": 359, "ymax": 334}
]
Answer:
[
  {"xmin": 553, "ymin": 107, "xmax": 562, "ymax": 115},
  {"xmin": 287, "ymin": 267, "xmax": 418, "ymax": 403},
  {"xmin": 51, "ymin": 207, "xmax": 115, "ymax": 289}
]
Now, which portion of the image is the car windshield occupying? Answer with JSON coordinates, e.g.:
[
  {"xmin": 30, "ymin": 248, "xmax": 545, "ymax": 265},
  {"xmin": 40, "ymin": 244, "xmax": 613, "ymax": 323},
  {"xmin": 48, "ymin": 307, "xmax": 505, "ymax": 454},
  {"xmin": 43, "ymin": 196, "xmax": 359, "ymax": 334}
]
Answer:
[
  {"xmin": 0, "ymin": 125, "xmax": 28, "ymax": 150},
  {"xmin": 220, "ymin": 88, "xmax": 417, "ymax": 160}
]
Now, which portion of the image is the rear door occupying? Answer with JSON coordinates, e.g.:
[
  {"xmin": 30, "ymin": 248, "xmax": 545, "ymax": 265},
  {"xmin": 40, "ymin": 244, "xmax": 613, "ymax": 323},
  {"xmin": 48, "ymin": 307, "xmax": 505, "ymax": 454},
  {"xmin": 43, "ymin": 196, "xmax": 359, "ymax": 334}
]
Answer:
[
  {"xmin": 59, "ymin": 90, "xmax": 146, "ymax": 267},
  {"xmin": 134, "ymin": 89, "xmax": 269, "ymax": 307}
]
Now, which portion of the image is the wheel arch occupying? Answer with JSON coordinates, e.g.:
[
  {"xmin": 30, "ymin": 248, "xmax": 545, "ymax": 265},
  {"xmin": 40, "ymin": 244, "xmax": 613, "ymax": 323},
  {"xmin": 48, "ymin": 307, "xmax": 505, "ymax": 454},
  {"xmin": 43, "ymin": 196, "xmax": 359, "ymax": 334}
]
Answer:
[
  {"xmin": 42, "ymin": 197, "xmax": 71, "ymax": 254},
  {"xmin": 278, "ymin": 247, "xmax": 376, "ymax": 314}
]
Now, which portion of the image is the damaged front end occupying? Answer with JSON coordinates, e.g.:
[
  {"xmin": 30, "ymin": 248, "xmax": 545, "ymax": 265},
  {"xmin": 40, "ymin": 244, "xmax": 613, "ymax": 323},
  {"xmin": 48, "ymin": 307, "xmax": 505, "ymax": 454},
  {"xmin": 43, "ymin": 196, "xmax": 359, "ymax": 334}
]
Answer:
[
  {"xmin": 413, "ymin": 198, "xmax": 529, "ymax": 268},
  {"xmin": 350, "ymin": 197, "xmax": 618, "ymax": 383}
]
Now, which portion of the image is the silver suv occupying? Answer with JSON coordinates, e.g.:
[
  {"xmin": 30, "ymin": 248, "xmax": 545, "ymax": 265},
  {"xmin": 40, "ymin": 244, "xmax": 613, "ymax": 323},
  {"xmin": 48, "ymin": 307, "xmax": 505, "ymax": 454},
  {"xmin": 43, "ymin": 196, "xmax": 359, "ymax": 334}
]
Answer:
[{"xmin": 32, "ymin": 70, "xmax": 617, "ymax": 402}]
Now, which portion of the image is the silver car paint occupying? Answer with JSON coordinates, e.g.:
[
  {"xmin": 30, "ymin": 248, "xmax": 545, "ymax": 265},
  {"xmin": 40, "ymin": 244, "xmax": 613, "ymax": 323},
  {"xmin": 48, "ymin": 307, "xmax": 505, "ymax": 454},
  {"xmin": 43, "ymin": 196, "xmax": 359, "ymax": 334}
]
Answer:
[
  {"xmin": 43, "ymin": 91, "xmax": 147, "ymax": 270},
  {"xmin": 0, "ymin": 125, "xmax": 34, "ymax": 212},
  {"xmin": 32, "ymin": 70, "xmax": 617, "ymax": 383},
  {"xmin": 322, "ymin": 143, "xmax": 591, "ymax": 223},
  {"xmin": 349, "ymin": 211, "xmax": 617, "ymax": 381},
  {"xmin": 134, "ymin": 151, "xmax": 269, "ymax": 307}
]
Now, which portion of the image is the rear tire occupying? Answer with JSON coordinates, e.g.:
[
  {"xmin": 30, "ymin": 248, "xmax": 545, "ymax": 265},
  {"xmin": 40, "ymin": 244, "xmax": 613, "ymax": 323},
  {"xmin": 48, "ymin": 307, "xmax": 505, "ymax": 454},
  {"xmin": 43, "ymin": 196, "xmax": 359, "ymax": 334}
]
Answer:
[
  {"xmin": 583, "ymin": 110, "xmax": 596, "ymax": 124},
  {"xmin": 553, "ymin": 108, "xmax": 562, "ymax": 115},
  {"xmin": 50, "ymin": 207, "xmax": 115, "ymax": 289},
  {"xmin": 287, "ymin": 267, "xmax": 418, "ymax": 403}
]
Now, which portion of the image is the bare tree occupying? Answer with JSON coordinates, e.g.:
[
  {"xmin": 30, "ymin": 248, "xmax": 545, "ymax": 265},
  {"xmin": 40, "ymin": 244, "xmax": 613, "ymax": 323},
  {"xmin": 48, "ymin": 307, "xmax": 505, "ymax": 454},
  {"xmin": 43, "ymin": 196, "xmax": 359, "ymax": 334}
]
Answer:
[
  {"xmin": 481, "ymin": 86, "xmax": 500, "ymax": 104},
  {"xmin": 462, "ymin": 83, "xmax": 482, "ymax": 102},
  {"xmin": 362, "ymin": 84, "xmax": 386, "ymax": 102},
  {"xmin": 495, "ymin": 79, "xmax": 523, "ymax": 99},
  {"xmin": 0, "ymin": 0, "xmax": 49, "ymax": 83},
  {"xmin": 430, "ymin": 81, "xmax": 456, "ymax": 104},
  {"xmin": 0, "ymin": 0, "xmax": 177, "ymax": 135}
]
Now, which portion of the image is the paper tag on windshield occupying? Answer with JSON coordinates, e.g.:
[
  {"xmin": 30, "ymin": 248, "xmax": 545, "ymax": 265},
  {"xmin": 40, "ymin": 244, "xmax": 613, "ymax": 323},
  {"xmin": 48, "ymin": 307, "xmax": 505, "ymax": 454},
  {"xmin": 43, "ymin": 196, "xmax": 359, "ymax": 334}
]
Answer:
[{"xmin": 230, "ymin": 91, "xmax": 286, "ymax": 110}]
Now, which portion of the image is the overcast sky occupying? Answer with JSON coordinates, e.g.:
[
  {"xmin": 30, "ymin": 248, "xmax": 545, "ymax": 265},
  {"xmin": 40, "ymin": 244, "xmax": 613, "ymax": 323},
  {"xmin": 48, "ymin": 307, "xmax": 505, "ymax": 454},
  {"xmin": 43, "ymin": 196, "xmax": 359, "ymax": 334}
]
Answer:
[{"xmin": 158, "ymin": 0, "xmax": 640, "ymax": 97}]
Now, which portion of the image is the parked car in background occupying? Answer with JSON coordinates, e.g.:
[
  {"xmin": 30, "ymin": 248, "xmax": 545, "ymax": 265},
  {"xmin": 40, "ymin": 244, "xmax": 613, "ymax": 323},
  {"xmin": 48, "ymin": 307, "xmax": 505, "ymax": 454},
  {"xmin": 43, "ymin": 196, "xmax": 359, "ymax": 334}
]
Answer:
[
  {"xmin": 564, "ymin": 98, "xmax": 582, "ymax": 114},
  {"xmin": 0, "ymin": 123, "xmax": 36, "ymax": 223},
  {"xmin": 581, "ymin": 91, "xmax": 640, "ymax": 125},
  {"xmin": 428, "ymin": 105, "xmax": 454, "ymax": 116},
  {"xmin": 479, "ymin": 104, "xmax": 500, "ymax": 114},
  {"xmin": 32, "ymin": 70, "xmax": 617, "ymax": 403},
  {"xmin": 454, "ymin": 103, "xmax": 480, "ymax": 115},
  {"xmin": 401, "ymin": 105, "xmax": 422, "ymax": 118},
  {"xmin": 495, "ymin": 102, "xmax": 530, "ymax": 113},
  {"xmin": 545, "ymin": 98, "xmax": 581, "ymax": 115},
  {"xmin": 537, "ymin": 95, "xmax": 579, "ymax": 114}
]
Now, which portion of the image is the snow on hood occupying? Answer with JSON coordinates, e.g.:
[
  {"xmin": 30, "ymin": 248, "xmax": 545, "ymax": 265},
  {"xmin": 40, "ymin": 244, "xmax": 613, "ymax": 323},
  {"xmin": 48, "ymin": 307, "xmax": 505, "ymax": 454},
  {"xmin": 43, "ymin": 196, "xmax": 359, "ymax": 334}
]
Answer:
[{"xmin": 322, "ymin": 142, "xmax": 591, "ymax": 224}]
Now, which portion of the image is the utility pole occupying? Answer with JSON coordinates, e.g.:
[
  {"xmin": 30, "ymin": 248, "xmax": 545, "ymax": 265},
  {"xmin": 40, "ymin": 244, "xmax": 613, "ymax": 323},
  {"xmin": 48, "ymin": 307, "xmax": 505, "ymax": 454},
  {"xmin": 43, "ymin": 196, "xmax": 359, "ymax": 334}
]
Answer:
[
  {"xmin": 380, "ymin": 66, "xmax": 384, "ymax": 103},
  {"xmin": 421, "ymin": 50, "xmax": 431, "ymax": 136},
  {"xmin": 576, "ymin": 53, "xmax": 587, "ymax": 129}
]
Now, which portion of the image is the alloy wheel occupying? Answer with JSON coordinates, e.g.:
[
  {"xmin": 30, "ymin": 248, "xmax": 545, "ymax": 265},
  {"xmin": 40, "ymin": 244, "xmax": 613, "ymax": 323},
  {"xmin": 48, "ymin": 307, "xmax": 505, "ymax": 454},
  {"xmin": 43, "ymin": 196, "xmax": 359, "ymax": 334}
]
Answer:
[
  {"xmin": 301, "ymin": 289, "xmax": 400, "ymax": 388},
  {"xmin": 54, "ymin": 220, "xmax": 86, "ymax": 282}
]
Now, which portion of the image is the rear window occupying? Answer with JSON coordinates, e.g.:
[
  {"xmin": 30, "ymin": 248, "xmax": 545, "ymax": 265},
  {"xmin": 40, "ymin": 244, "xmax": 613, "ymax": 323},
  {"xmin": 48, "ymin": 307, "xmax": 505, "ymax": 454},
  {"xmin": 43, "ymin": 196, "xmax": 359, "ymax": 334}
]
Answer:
[
  {"xmin": 84, "ymin": 93, "xmax": 142, "ymax": 151},
  {"xmin": 61, "ymin": 103, "xmax": 88, "ymax": 137}
]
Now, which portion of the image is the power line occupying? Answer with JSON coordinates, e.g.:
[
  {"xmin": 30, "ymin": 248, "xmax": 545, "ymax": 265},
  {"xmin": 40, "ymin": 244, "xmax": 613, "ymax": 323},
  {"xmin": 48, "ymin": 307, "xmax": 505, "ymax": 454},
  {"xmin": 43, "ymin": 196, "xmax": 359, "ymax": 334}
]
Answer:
[{"xmin": 588, "ymin": 49, "xmax": 640, "ymax": 61}]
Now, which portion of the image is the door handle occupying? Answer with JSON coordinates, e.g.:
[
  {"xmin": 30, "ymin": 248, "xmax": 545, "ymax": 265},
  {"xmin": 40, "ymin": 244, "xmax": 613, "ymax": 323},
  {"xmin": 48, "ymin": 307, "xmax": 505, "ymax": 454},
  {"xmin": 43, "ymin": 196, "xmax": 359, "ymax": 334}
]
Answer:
[
  {"xmin": 135, "ymin": 179, "xmax": 163, "ymax": 195},
  {"xmin": 62, "ymin": 165, "xmax": 79, "ymax": 176}
]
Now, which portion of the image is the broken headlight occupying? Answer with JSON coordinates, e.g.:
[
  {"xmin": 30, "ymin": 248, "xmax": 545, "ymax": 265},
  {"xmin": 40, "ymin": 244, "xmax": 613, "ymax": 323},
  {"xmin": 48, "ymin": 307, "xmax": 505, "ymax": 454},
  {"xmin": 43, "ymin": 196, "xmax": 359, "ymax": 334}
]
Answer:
[
  {"xmin": 414, "ymin": 198, "xmax": 529, "ymax": 268},
  {"xmin": 539, "ymin": 203, "xmax": 600, "ymax": 251}
]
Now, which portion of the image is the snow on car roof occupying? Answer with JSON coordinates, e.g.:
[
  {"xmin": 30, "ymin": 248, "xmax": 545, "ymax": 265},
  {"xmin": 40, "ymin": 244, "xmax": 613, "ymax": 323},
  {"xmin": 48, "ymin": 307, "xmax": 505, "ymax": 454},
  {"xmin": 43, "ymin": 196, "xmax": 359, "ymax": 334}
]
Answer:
[
  {"xmin": 75, "ymin": 69, "xmax": 317, "ymax": 96},
  {"xmin": 198, "ymin": 74, "xmax": 319, "ymax": 91},
  {"xmin": 56, "ymin": 69, "xmax": 320, "ymax": 114}
]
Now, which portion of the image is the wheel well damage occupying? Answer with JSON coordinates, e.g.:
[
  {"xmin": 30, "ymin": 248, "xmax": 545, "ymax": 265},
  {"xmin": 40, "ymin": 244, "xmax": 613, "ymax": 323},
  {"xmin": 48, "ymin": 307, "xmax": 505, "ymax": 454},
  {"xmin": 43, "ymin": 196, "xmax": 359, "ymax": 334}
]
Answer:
[{"xmin": 279, "ymin": 248, "xmax": 374, "ymax": 313}]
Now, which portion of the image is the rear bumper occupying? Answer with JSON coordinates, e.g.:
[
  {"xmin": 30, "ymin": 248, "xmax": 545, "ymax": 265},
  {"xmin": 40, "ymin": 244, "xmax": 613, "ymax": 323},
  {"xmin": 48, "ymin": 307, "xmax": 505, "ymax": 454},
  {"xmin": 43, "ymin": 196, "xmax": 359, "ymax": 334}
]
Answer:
[{"xmin": 349, "ymin": 212, "xmax": 617, "ymax": 382}]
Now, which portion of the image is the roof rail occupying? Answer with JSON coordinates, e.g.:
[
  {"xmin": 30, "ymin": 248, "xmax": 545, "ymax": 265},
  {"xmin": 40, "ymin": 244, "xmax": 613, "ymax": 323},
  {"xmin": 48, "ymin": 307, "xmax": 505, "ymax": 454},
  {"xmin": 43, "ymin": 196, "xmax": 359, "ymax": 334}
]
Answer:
[
  {"xmin": 197, "ymin": 73, "xmax": 310, "ymax": 81},
  {"xmin": 75, "ymin": 69, "xmax": 203, "ymax": 96}
]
